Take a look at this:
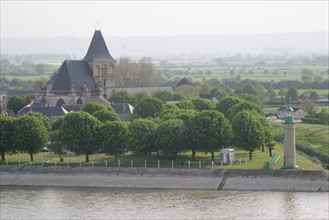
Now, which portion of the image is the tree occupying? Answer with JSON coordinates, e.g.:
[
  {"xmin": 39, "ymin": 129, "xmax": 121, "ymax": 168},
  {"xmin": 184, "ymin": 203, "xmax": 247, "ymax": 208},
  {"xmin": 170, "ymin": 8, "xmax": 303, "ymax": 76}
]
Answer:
[
  {"xmin": 26, "ymin": 112, "xmax": 51, "ymax": 130},
  {"xmin": 190, "ymin": 110, "xmax": 232, "ymax": 162},
  {"xmin": 242, "ymin": 84, "xmax": 257, "ymax": 96},
  {"xmin": 300, "ymin": 90, "xmax": 320, "ymax": 101},
  {"xmin": 175, "ymin": 101, "xmax": 195, "ymax": 110},
  {"xmin": 132, "ymin": 97, "xmax": 164, "ymax": 119},
  {"xmin": 302, "ymin": 99, "xmax": 317, "ymax": 125},
  {"xmin": 35, "ymin": 63, "xmax": 46, "ymax": 75},
  {"xmin": 132, "ymin": 91, "xmax": 149, "ymax": 106},
  {"xmin": 60, "ymin": 112, "xmax": 101, "ymax": 162},
  {"xmin": 82, "ymin": 102, "xmax": 112, "ymax": 115},
  {"xmin": 155, "ymin": 119, "xmax": 185, "ymax": 159},
  {"xmin": 0, "ymin": 115, "xmax": 14, "ymax": 161},
  {"xmin": 215, "ymin": 96, "xmax": 241, "ymax": 117},
  {"xmin": 113, "ymin": 57, "xmax": 160, "ymax": 87},
  {"xmin": 6, "ymin": 94, "xmax": 33, "ymax": 114},
  {"xmin": 286, "ymin": 86, "xmax": 299, "ymax": 102},
  {"xmin": 152, "ymin": 89, "xmax": 172, "ymax": 102},
  {"xmin": 97, "ymin": 121, "xmax": 128, "ymax": 161},
  {"xmin": 255, "ymin": 84, "xmax": 266, "ymax": 104},
  {"xmin": 227, "ymin": 100, "xmax": 263, "ymax": 121},
  {"xmin": 232, "ymin": 110, "xmax": 265, "ymax": 160},
  {"xmin": 129, "ymin": 118, "xmax": 157, "ymax": 156},
  {"xmin": 176, "ymin": 77, "xmax": 193, "ymax": 87},
  {"xmin": 110, "ymin": 90, "xmax": 134, "ymax": 104},
  {"xmin": 176, "ymin": 85, "xmax": 199, "ymax": 100},
  {"xmin": 266, "ymin": 88, "xmax": 277, "ymax": 104},
  {"xmin": 175, "ymin": 110, "xmax": 197, "ymax": 160},
  {"xmin": 12, "ymin": 115, "xmax": 48, "ymax": 161},
  {"xmin": 318, "ymin": 108, "xmax": 329, "ymax": 126},
  {"xmin": 191, "ymin": 98, "xmax": 215, "ymax": 111},
  {"xmin": 93, "ymin": 110, "xmax": 120, "ymax": 123},
  {"xmin": 50, "ymin": 117, "xmax": 65, "ymax": 162},
  {"xmin": 278, "ymin": 88, "xmax": 288, "ymax": 104}
]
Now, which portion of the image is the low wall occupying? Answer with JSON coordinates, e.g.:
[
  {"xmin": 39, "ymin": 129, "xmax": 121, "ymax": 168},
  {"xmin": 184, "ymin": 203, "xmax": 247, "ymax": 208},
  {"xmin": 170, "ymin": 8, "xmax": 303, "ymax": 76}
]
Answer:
[{"xmin": 1, "ymin": 165, "xmax": 328, "ymax": 192}]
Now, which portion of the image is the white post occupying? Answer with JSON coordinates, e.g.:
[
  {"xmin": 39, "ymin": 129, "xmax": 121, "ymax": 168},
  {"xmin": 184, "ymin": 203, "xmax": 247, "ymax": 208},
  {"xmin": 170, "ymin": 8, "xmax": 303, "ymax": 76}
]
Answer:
[
  {"xmin": 199, "ymin": 160, "xmax": 201, "ymax": 169},
  {"xmin": 80, "ymin": 160, "xmax": 81, "ymax": 167},
  {"xmin": 211, "ymin": 161, "xmax": 214, "ymax": 168},
  {"xmin": 172, "ymin": 160, "xmax": 174, "ymax": 168},
  {"xmin": 92, "ymin": 160, "xmax": 93, "ymax": 167},
  {"xmin": 131, "ymin": 160, "xmax": 133, "ymax": 167},
  {"xmin": 118, "ymin": 159, "xmax": 120, "ymax": 167},
  {"xmin": 158, "ymin": 160, "xmax": 160, "ymax": 168},
  {"xmin": 188, "ymin": 160, "xmax": 190, "ymax": 168},
  {"xmin": 145, "ymin": 160, "xmax": 147, "ymax": 168},
  {"xmin": 105, "ymin": 160, "xmax": 107, "ymax": 167},
  {"xmin": 6, "ymin": 159, "xmax": 8, "ymax": 165}
]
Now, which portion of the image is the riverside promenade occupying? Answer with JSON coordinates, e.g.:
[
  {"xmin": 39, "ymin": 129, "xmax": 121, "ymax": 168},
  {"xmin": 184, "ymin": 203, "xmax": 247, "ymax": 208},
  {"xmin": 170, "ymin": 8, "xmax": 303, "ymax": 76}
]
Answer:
[{"xmin": 1, "ymin": 165, "xmax": 328, "ymax": 192}]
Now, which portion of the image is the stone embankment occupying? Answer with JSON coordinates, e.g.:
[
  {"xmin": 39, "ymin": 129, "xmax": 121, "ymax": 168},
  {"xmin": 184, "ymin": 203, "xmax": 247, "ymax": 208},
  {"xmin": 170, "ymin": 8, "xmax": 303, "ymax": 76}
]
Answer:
[{"xmin": 1, "ymin": 165, "xmax": 328, "ymax": 192}]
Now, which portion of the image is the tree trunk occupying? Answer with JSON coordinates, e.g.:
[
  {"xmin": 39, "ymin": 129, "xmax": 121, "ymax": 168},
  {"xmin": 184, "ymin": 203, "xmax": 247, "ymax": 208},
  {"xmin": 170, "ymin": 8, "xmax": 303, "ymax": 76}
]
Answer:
[
  {"xmin": 249, "ymin": 150, "xmax": 252, "ymax": 160},
  {"xmin": 269, "ymin": 148, "xmax": 273, "ymax": 157},
  {"xmin": 30, "ymin": 153, "xmax": 33, "ymax": 162},
  {"xmin": 211, "ymin": 150, "xmax": 215, "ymax": 163},
  {"xmin": 261, "ymin": 144, "xmax": 265, "ymax": 152},
  {"xmin": 85, "ymin": 154, "xmax": 89, "ymax": 162},
  {"xmin": 1, "ymin": 152, "xmax": 5, "ymax": 161},
  {"xmin": 192, "ymin": 148, "xmax": 195, "ymax": 161}
]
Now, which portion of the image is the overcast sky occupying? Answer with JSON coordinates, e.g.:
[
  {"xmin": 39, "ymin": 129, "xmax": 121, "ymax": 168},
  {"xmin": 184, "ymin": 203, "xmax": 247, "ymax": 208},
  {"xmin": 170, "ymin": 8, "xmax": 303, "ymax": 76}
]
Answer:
[{"xmin": 1, "ymin": 1, "xmax": 328, "ymax": 38}]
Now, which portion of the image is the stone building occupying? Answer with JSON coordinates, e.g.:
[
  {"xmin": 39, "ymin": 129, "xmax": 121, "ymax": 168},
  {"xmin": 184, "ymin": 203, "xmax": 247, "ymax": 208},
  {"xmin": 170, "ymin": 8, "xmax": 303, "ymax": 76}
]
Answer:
[{"xmin": 36, "ymin": 30, "xmax": 115, "ymax": 107}]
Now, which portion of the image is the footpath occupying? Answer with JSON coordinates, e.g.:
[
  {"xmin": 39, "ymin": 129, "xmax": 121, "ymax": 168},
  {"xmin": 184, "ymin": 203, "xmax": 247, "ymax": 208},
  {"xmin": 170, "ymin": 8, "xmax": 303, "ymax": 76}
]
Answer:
[{"xmin": 1, "ymin": 165, "xmax": 328, "ymax": 192}]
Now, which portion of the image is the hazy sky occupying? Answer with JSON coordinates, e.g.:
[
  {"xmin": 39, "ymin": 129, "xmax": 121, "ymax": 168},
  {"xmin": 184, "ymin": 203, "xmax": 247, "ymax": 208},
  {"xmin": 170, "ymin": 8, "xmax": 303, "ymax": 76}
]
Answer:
[{"xmin": 1, "ymin": 1, "xmax": 328, "ymax": 37}]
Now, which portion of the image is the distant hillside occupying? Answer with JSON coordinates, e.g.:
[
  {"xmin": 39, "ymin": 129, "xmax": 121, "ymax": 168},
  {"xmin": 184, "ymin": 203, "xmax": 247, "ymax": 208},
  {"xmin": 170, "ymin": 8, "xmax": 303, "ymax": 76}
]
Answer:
[{"xmin": 1, "ymin": 32, "xmax": 327, "ymax": 58}]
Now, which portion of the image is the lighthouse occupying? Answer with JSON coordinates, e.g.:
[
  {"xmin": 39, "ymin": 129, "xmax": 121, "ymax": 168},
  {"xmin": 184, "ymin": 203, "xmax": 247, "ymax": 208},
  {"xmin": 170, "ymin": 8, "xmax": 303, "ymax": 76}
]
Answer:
[{"xmin": 282, "ymin": 106, "xmax": 298, "ymax": 169}]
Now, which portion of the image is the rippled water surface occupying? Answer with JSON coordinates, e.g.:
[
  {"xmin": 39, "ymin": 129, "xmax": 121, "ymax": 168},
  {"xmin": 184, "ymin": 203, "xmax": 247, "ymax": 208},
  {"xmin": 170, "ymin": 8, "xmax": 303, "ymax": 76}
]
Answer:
[{"xmin": 1, "ymin": 186, "xmax": 328, "ymax": 219}]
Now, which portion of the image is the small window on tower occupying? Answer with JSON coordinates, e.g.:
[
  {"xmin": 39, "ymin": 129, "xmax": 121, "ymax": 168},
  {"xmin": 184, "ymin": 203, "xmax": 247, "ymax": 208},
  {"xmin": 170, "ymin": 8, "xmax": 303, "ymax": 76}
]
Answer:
[{"xmin": 102, "ymin": 66, "xmax": 107, "ymax": 75}]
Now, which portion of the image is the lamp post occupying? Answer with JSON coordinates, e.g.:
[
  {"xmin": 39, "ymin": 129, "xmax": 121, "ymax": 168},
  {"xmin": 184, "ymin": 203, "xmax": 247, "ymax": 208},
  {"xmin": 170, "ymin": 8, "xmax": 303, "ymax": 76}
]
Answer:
[{"xmin": 283, "ymin": 72, "xmax": 287, "ymax": 106}]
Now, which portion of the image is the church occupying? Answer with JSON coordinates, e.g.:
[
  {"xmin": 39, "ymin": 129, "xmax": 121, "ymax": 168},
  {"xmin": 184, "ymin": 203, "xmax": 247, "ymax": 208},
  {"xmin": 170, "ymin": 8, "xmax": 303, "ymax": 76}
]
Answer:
[{"xmin": 36, "ymin": 30, "xmax": 115, "ymax": 107}]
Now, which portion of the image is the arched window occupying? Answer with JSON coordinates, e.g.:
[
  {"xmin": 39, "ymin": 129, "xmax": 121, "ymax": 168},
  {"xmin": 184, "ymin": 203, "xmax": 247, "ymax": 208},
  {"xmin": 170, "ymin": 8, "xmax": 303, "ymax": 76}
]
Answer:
[
  {"xmin": 56, "ymin": 99, "xmax": 65, "ymax": 106},
  {"xmin": 77, "ymin": 98, "xmax": 83, "ymax": 105}
]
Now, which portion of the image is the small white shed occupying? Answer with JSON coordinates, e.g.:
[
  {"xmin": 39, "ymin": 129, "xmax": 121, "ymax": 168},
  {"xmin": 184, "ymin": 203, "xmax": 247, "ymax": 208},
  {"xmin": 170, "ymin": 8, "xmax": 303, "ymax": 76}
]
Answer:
[{"xmin": 220, "ymin": 148, "xmax": 235, "ymax": 165}]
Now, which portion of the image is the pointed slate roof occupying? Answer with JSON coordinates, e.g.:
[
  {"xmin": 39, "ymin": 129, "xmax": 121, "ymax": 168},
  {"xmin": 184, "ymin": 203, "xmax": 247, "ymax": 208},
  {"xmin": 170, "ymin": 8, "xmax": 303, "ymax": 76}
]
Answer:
[
  {"xmin": 51, "ymin": 60, "xmax": 97, "ymax": 91},
  {"xmin": 83, "ymin": 30, "xmax": 115, "ymax": 62}
]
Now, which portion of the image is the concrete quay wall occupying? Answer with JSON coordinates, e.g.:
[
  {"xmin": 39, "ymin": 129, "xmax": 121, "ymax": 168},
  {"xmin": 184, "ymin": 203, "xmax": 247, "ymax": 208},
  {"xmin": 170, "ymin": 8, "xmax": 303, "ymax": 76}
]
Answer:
[{"xmin": 1, "ymin": 166, "xmax": 328, "ymax": 192}]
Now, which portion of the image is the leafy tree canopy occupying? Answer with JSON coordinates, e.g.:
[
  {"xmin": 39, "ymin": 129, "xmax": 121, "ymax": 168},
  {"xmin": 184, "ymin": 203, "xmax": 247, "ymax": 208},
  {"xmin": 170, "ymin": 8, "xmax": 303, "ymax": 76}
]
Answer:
[
  {"xmin": 191, "ymin": 98, "xmax": 215, "ymax": 111},
  {"xmin": 132, "ymin": 97, "xmax": 164, "ymax": 119},
  {"xmin": 82, "ymin": 102, "xmax": 113, "ymax": 115},
  {"xmin": 231, "ymin": 110, "xmax": 265, "ymax": 160}
]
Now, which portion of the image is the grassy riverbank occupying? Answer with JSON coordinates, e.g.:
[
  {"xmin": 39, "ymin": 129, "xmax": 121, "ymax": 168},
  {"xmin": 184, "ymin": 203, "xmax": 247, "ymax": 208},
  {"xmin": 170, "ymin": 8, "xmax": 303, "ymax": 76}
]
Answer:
[
  {"xmin": 0, "ymin": 141, "xmax": 321, "ymax": 170},
  {"xmin": 271, "ymin": 122, "xmax": 329, "ymax": 165}
]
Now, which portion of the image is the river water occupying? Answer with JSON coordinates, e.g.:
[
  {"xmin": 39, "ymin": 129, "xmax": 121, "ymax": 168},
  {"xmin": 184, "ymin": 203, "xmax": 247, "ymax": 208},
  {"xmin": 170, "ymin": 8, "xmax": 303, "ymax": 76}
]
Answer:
[{"xmin": 0, "ymin": 186, "xmax": 328, "ymax": 220}]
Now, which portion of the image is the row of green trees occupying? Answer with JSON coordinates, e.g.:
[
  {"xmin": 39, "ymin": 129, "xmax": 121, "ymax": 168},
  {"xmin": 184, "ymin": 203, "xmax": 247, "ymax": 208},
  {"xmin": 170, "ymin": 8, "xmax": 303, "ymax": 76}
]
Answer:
[{"xmin": 1, "ymin": 97, "xmax": 274, "ymax": 163}]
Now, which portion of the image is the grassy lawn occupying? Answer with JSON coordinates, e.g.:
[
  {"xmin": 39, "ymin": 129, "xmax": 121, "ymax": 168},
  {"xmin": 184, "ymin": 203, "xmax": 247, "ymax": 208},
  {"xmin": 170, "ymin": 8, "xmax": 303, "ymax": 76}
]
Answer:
[{"xmin": 1, "ymin": 141, "xmax": 322, "ymax": 170}]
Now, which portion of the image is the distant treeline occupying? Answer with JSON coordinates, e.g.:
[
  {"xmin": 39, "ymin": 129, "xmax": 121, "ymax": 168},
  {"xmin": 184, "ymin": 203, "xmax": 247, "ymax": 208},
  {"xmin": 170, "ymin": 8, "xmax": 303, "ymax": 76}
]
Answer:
[{"xmin": 224, "ymin": 79, "xmax": 329, "ymax": 90}]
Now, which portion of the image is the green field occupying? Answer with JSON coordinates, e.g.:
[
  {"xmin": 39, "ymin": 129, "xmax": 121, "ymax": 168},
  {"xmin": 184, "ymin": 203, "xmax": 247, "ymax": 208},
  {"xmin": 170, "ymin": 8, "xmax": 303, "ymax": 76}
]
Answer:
[{"xmin": 3, "ymin": 74, "xmax": 52, "ymax": 81}]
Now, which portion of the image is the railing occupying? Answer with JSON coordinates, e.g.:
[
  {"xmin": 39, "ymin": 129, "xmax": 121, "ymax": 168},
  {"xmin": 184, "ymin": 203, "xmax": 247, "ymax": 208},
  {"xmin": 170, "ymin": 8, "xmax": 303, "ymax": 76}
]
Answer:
[
  {"xmin": 268, "ymin": 153, "xmax": 280, "ymax": 170},
  {"xmin": 2, "ymin": 157, "xmax": 250, "ymax": 169}
]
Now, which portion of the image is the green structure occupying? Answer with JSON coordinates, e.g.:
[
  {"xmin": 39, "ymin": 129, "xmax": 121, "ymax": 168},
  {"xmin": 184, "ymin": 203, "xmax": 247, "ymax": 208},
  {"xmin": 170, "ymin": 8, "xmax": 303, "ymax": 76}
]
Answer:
[{"xmin": 282, "ymin": 105, "xmax": 298, "ymax": 169}]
